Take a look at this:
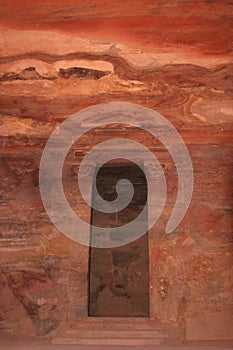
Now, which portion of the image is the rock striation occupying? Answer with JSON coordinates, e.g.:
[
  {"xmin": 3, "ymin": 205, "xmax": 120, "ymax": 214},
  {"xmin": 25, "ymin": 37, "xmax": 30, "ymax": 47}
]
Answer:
[{"xmin": 0, "ymin": 0, "xmax": 232, "ymax": 341}]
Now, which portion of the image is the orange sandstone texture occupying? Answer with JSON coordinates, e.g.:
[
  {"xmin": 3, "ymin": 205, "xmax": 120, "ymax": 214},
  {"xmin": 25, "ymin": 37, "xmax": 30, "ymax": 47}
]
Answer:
[{"xmin": 0, "ymin": 0, "xmax": 232, "ymax": 342}]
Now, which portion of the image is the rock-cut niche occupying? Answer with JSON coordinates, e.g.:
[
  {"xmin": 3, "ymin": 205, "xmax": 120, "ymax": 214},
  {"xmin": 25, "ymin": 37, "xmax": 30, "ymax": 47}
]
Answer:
[{"xmin": 88, "ymin": 161, "xmax": 150, "ymax": 317}]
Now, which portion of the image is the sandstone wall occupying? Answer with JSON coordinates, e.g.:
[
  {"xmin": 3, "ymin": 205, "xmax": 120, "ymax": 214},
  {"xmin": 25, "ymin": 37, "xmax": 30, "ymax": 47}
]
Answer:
[{"xmin": 0, "ymin": 0, "xmax": 232, "ymax": 340}]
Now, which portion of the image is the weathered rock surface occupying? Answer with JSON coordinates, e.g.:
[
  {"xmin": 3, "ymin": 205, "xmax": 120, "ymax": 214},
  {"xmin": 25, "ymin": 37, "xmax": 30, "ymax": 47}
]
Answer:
[{"xmin": 0, "ymin": 0, "xmax": 232, "ymax": 341}]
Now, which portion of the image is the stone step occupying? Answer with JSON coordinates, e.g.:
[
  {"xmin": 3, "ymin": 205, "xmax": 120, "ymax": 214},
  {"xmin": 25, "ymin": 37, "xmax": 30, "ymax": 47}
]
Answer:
[
  {"xmin": 85, "ymin": 317, "xmax": 152, "ymax": 322},
  {"xmin": 52, "ymin": 336, "xmax": 165, "ymax": 346},
  {"xmin": 68, "ymin": 319, "xmax": 166, "ymax": 330},
  {"xmin": 52, "ymin": 318, "xmax": 180, "ymax": 346},
  {"xmin": 69, "ymin": 323, "xmax": 166, "ymax": 330},
  {"xmin": 65, "ymin": 329, "xmax": 168, "ymax": 338}
]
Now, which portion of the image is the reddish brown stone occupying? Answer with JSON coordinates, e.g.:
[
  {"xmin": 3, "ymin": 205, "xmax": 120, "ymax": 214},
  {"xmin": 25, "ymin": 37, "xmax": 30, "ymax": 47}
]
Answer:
[{"xmin": 0, "ymin": 0, "xmax": 232, "ymax": 343}]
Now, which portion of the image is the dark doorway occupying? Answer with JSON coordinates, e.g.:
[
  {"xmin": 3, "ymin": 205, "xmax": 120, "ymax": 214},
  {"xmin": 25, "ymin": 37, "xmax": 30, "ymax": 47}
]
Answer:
[{"xmin": 88, "ymin": 161, "xmax": 149, "ymax": 317}]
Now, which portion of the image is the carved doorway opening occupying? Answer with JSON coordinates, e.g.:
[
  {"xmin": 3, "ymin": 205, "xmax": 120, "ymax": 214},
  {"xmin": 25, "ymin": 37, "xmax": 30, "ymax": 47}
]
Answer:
[{"xmin": 88, "ymin": 161, "xmax": 149, "ymax": 317}]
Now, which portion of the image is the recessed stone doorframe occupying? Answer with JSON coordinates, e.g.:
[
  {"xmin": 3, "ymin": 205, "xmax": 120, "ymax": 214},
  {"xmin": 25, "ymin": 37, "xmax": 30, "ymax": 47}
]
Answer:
[
  {"xmin": 62, "ymin": 140, "xmax": 190, "ymax": 341},
  {"xmin": 68, "ymin": 157, "xmax": 158, "ymax": 321}
]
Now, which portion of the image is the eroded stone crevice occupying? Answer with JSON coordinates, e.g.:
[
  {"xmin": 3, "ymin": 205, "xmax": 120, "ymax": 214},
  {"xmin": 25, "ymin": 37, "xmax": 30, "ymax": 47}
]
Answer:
[
  {"xmin": 0, "ymin": 65, "xmax": 111, "ymax": 81},
  {"xmin": 2, "ymin": 271, "xmax": 58, "ymax": 335},
  {"xmin": 58, "ymin": 67, "xmax": 110, "ymax": 79},
  {"xmin": 0, "ymin": 52, "xmax": 232, "ymax": 88}
]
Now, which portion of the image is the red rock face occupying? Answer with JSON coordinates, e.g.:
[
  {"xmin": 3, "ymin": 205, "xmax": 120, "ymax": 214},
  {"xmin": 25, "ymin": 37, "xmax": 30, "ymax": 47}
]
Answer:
[
  {"xmin": 1, "ymin": 0, "xmax": 232, "ymax": 56},
  {"xmin": 0, "ymin": 0, "xmax": 232, "ymax": 341}
]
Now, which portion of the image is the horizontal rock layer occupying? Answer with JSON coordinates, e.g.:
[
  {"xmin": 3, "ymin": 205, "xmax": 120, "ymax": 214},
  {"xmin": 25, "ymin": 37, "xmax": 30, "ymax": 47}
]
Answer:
[{"xmin": 0, "ymin": 0, "xmax": 232, "ymax": 341}]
